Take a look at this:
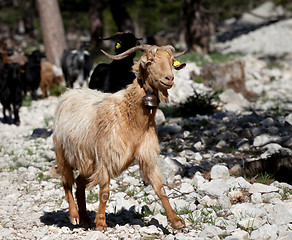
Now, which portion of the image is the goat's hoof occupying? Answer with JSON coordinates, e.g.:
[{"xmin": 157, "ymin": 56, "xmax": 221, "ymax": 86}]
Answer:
[
  {"xmin": 69, "ymin": 217, "xmax": 80, "ymax": 225},
  {"xmin": 79, "ymin": 221, "xmax": 89, "ymax": 228},
  {"xmin": 95, "ymin": 225, "xmax": 107, "ymax": 232},
  {"xmin": 171, "ymin": 218, "xmax": 185, "ymax": 229},
  {"xmin": 79, "ymin": 218, "xmax": 91, "ymax": 229}
]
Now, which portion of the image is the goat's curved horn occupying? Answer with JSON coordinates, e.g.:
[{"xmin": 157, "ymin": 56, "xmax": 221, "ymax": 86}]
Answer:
[
  {"xmin": 101, "ymin": 45, "xmax": 151, "ymax": 60},
  {"xmin": 173, "ymin": 49, "xmax": 188, "ymax": 58}
]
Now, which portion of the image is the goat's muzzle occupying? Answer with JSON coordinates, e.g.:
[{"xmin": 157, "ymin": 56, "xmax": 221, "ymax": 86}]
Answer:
[{"xmin": 160, "ymin": 75, "xmax": 174, "ymax": 89}]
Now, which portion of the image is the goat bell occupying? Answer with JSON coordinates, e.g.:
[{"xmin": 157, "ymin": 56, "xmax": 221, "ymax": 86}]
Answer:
[{"xmin": 142, "ymin": 94, "xmax": 160, "ymax": 109}]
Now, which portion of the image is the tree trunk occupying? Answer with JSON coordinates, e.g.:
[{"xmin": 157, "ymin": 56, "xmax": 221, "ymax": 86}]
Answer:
[
  {"xmin": 36, "ymin": 0, "xmax": 67, "ymax": 67},
  {"xmin": 89, "ymin": 0, "xmax": 104, "ymax": 50},
  {"xmin": 180, "ymin": 0, "xmax": 214, "ymax": 54},
  {"xmin": 109, "ymin": 0, "xmax": 134, "ymax": 33}
]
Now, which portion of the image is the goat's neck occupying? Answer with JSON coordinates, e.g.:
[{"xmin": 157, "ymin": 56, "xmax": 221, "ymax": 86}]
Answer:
[{"xmin": 124, "ymin": 79, "xmax": 157, "ymax": 121}]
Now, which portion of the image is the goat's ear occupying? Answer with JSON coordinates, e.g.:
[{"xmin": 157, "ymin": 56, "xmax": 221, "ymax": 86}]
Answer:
[
  {"xmin": 140, "ymin": 55, "xmax": 151, "ymax": 69},
  {"xmin": 173, "ymin": 59, "xmax": 186, "ymax": 70}
]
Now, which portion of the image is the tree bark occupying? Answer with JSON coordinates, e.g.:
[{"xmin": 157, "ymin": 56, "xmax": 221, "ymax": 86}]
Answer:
[
  {"xmin": 36, "ymin": 0, "xmax": 67, "ymax": 67},
  {"xmin": 89, "ymin": 0, "xmax": 104, "ymax": 50},
  {"xmin": 109, "ymin": 0, "xmax": 134, "ymax": 33},
  {"xmin": 180, "ymin": 0, "xmax": 214, "ymax": 54}
]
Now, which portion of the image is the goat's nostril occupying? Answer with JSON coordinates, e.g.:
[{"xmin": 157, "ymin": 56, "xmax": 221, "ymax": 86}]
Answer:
[{"xmin": 165, "ymin": 75, "xmax": 174, "ymax": 81}]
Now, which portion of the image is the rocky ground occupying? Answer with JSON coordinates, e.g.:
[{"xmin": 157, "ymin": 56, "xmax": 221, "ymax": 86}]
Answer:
[{"xmin": 1, "ymin": 11, "xmax": 292, "ymax": 240}]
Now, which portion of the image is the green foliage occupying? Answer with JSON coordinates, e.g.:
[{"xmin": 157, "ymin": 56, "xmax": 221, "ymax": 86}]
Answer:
[
  {"xmin": 127, "ymin": 0, "xmax": 182, "ymax": 36},
  {"xmin": 22, "ymin": 95, "xmax": 33, "ymax": 107},
  {"xmin": 257, "ymin": 171, "xmax": 275, "ymax": 185},
  {"xmin": 0, "ymin": 7, "xmax": 24, "ymax": 25},
  {"xmin": 160, "ymin": 88, "xmax": 221, "ymax": 119},
  {"xmin": 279, "ymin": 187, "xmax": 292, "ymax": 200},
  {"xmin": 266, "ymin": 61, "xmax": 284, "ymax": 70},
  {"xmin": 102, "ymin": 7, "xmax": 118, "ymax": 37},
  {"xmin": 61, "ymin": 11, "xmax": 90, "ymax": 31},
  {"xmin": 48, "ymin": 84, "xmax": 66, "ymax": 97},
  {"xmin": 87, "ymin": 190, "xmax": 99, "ymax": 203},
  {"xmin": 38, "ymin": 172, "xmax": 51, "ymax": 182},
  {"xmin": 178, "ymin": 90, "xmax": 219, "ymax": 117}
]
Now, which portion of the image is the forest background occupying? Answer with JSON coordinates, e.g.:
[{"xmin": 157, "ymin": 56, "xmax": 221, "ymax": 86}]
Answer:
[{"xmin": 0, "ymin": 0, "xmax": 291, "ymax": 67}]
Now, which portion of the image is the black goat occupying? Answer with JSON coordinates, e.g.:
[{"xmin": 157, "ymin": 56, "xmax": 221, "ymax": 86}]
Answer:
[
  {"xmin": 89, "ymin": 32, "xmax": 142, "ymax": 92},
  {"xmin": 22, "ymin": 50, "xmax": 42, "ymax": 99},
  {"xmin": 61, "ymin": 46, "xmax": 93, "ymax": 88},
  {"xmin": 0, "ymin": 62, "xmax": 23, "ymax": 125}
]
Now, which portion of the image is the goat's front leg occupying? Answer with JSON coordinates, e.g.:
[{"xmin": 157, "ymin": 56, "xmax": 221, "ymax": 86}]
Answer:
[
  {"xmin": 76, "ymin": 175, "xmax": 90, "ymax": 228},
  {"xmin": 95, "ymin": 183, "xmax": 110, "ymax": 231},
  {"xmin": 12, "ymin": 104, "xmax": 20, "ymax": 126},
  {"xmin": 145, "ymin": 166, "xmax": 185, "ymax": 229}
]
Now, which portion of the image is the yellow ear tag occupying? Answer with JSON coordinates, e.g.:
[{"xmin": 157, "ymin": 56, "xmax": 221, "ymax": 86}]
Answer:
[
  {"xmin": 173, "ymin": 60, "xmax": 180, "ymax": 67},
  {"xmin": 116, "ymin": 42, "xmax": 121, "ymax": 49}
]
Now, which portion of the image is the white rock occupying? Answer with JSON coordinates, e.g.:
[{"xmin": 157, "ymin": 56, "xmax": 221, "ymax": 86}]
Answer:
[
  {"xmin": 249, "ymin": 183, "xmax": 279, "ymax": 194},
  {"xmin": 231, "ymin": 203, "xmax": 266, "ymax": 218},
  {"xmin": 210, "ymin": 164, "xmax": 230, "ymax": 180},
  {"xmin": 238, "ymin": 216, "xmax": 262, "ymax": 230},
  {"xmin": 228, "ymin": 177, "xmax": 251, "ymax": 190},
  {"xmin": 199, "ymin": 225, "xmax": 224, "ymax": 238},
  {"xmin": 86, "ymin": 231, "xmax": 107, "ymax": 240},
  {"xmin": 250, "ymin": 224, "xmax": 278, "ymax": 240},
  {"xmin": 153, "ymin": 213, "xmax": 168, "ymax": 227},
  {"xmin": 123, "ymin": 176, "xmax": 139, "ymax": 185},
  {"xmin": 251, "ymin": 193, "xmax": 263, "ymax": 204},
  {"xmin": 180, "ymin": 182, "xmax": 194, "ymax": 193},
  {"xmin": 140, "ymin": 225, "xmax": 162, "ymax": 235},
  {"xmin": 200, "ymin": 196, "xmax": 217, "ymax": 206},
  {"xmin": 231, "ymin": 229, "xmax": 250, "ymax": 240},
  {"xmin": 197, "ymin": 179, "xmax": 229, "ymax": 197},
  {"xmin": 261, "ymin": 143, "xmax": 283, "ymax": 158},
  {"xmin": 194, "ymin": 152, "xmax": 203, "ymax": 161}
]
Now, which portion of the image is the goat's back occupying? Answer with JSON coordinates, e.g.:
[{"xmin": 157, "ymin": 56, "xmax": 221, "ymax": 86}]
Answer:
[
  {"xmin": 53, "ymin": 88, "xmax": 128, "ymax": 177},
  {"xmin": 53, "ymin": 88, "xmax": 111, "ymax": 138}
]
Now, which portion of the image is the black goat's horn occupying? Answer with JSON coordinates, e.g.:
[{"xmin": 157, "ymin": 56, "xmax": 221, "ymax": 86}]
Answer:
[
  {"xmin": 100, "ymin": 32, "xmax": 143, "ymax": 41},
  {"xmin": 173, "ymin": 49, "xmax": 188, "ymax": 58},
  {"xmin": 101, "ymin": 45, "xmax": 151, "ymax": 60},
  {"xmin": 100, "ymin": 32, "xmax": 124, "ymax": 40}
]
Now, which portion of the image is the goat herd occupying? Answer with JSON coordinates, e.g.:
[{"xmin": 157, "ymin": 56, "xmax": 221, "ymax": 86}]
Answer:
[
  {"xmin": 0, "ymin": 32, "xmax": 141, "ymax": 126},
  {"xmin": 1, "ymin": 32, "xmax": 189, "ymax": 230}
]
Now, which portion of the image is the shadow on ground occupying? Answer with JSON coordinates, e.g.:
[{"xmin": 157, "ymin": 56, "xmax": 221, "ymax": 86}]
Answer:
[{"xmin": 40, "ymin": 206, "xmax": 170, "ymax": 234}]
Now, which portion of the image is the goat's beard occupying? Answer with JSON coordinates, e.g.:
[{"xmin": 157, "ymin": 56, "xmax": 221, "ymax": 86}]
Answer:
[{"xmin": 158, "ymin": 89, "xmax": 169, "ymax": 103}]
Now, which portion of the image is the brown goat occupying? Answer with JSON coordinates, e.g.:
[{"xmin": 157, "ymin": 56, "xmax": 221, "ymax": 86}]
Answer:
[
  {"xmin": 40, "ymin": 61, "xmax": 63, "ymax": 98},
  {"xmin": 53, "ymin": 45, "xmax": 186, "ymax": 230}
]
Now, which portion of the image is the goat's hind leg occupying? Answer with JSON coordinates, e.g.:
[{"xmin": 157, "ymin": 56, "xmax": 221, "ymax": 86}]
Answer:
[
  {"xmin": 76, "ymin": 175, "xmax": 91, "ymax": 228},
  {"xmin": 95, "ymin": 183, "xmax": 110, "ymax": 231},
  {"xmin": 55, "ymin": 146, "xmax": 79, "ymax": 225}
]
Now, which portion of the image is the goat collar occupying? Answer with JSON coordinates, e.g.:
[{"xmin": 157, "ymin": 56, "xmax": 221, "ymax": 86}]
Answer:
[{"xmin": 141, "ymin": 85, "xmax": 160, "ymax": 110}]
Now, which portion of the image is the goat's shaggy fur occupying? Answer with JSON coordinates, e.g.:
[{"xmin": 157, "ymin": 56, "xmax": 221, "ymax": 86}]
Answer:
[{"xmin": 53, "ymin": 45, "xmax": 186, "ymax": 230}]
